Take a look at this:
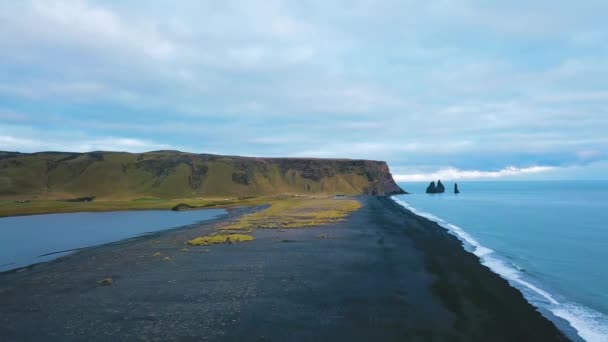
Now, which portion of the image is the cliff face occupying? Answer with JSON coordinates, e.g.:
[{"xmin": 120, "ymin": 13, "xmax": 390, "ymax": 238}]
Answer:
[{"xmin": 0, "ymin": 151, "xmax": 406, "ymax": 200}]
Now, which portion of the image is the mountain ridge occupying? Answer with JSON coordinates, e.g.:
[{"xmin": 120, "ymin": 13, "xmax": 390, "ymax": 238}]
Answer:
[{"xmin": 0, "ymin": 150, "xmax": 405, "ymax": 200}]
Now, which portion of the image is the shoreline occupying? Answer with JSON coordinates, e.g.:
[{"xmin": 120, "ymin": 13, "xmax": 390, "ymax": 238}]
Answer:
[
  {"xmin": 391, "ymin": 194, "xmax": 602, "ymax": 341},
  {"xmin": 379, "ymin": 197, "xmax": 573, "ymax": 340},
  {"xmin": 0, "ymin": 194, "xmax": 335, "ymax": 218},
  {"xmin": 389, "ymin": 196, "xmax": 584, "ymax": 341},
  {"xmin": 0, "ymin": 206, "xmax": 258, "ymax": 276},
  {"xmin": 0, "ymin": 196, "xmax": 569, "ymax": 341},
  {"xmin": 0, "ymin": 198, "xmax": 248, "ymax": 218}
]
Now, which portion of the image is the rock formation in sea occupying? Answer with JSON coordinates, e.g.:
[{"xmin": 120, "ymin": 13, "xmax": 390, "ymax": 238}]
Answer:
[
  {"xmin": 454, "ymin": 183, "xmax": 460, "ymax": 194},
  {"xmin": 426, "ymin": 181, "xmax": 437, "ymax": 194},
  {"xmin": 436, "ymin": 180, "xmax": 445, "ymax": 193},
  {"xmin": 426, "ymin": 180, "xmax": 447, "ymax": 194}
]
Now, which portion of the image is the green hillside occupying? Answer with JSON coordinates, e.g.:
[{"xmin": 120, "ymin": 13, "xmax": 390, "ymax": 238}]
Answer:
[{"xmin": 0, "ymin": 151, "xmax": 405, "ymax": 200}]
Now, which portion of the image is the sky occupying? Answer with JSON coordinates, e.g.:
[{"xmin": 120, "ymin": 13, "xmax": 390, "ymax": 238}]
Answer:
[{"xmin": 1, "ymin": 0, "xmax": 607, "ymax": 181}]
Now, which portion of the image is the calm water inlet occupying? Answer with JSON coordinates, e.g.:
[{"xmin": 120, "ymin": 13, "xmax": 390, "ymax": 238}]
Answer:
[{"xmin": 0, "ymin": 209, "xmax": 225, "ymax": 272}]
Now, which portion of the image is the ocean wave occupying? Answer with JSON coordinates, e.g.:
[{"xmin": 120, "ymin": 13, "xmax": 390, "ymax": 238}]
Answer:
[
  {"xmin": 392, "ymin": 196, "xmax": 608, "ymax": 342},
  {"xmin": 553, "ymin": 303, "xmax": 608, "ymax": 342}
]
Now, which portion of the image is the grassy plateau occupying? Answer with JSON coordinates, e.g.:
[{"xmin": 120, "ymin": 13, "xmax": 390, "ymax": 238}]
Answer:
[{"xmin": 0, "ymin": 150, "xmax": 404, "ymax": 203}]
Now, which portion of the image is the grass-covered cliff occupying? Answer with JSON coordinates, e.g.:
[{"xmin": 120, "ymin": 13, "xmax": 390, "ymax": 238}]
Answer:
[{"xmin": 0, "ymin": 150, "xmax": 405, "ymax": 200}]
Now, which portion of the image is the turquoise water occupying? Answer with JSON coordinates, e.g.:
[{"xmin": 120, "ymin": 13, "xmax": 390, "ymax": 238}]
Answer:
[
  {"xmin": 393, "ymin": 181, "xmax": 608, "ymax": 342},
  {"xmin": 0, "ymin": 209, "xmax": 225, "ymax": 272}
]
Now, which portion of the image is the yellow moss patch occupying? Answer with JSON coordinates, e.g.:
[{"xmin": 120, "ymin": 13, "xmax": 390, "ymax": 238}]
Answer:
[
  {"xmin": 98, "ymin": 278, "xmax": 113, "ymax": 286},
  {"xmin": 221, "ymin": 198, "xmax": 361, "ymax": 231},
  {"xmin": 186, "ymin": 234, "xmax": 254, "ymax": 246}
]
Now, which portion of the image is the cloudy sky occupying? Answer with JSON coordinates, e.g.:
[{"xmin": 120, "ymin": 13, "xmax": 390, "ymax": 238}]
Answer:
[{"xmin": 1, "ymin": 1, "xmax": 607, "ymax": 180}]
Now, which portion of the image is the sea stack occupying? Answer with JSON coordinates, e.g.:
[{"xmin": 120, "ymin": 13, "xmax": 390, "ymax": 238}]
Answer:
[
  {"xmin": 426, "ymin": 181, "xmax": 437, "ymax": 194},
  {"xmin": 426, "ymin": 180, "xmax": 446, "ymax": 194},
  {"xmin": 454, "ymin": 183, "xmax": 460, "ymax": 194},
  {"xmin": 436, "ymin": 180, "xmax": 445, "ymax": 193}
]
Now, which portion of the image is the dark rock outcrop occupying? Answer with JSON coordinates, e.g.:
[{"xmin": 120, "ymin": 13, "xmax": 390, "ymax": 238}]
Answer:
[
  {"xmin": 426, "ymin": 180, "xmax": 446, "ymax": 194},
  {"xmin": 454, "ymin": 183, "xmax": 460, "ymax": 194},
  {"xmin": 370, "ymin": 161, "xmax": 408, "ymax": 195},
  {"xmin": 231, "ymin": 172, "xmax": 250, "ymax": 185},
  {"xmin": 436, "ymin": 180, "xmax": 445, "ymax": 193},
  {"xmin": 64, "ymin": 196, "xmax": 95, "ymax": 202},
  {"xmin": 171, "ymin": 203, "xmax": 196, "ymax": 211},
  {"xmin": 426, "ymin": 181, "xmax": 437, "ymax": 194}
]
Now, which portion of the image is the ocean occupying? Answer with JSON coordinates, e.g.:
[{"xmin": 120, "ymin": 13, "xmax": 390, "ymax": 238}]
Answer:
[{"xmin": 393, "ymin": 181, "xmax": 608, "ymax": 342}]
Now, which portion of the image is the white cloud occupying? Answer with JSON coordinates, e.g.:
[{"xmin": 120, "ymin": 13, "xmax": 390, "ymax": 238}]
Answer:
[
  {"xmin": 0, "ymin": 131, "xmax": 175, "ymax": 153},
  {"xmin": 26, "ymin": 0, "xmax": 176, "ymax": 59},
  {"xmin": 0, "ymin": 0, "xmax": 606, "ymax": 179},
  {"xmin": 394, "ymin": 166, "xmax": 558, "ymax": 182},
  {"xmin": 73, "ymin": 137, "xmax": 173, "ymax": 152}
]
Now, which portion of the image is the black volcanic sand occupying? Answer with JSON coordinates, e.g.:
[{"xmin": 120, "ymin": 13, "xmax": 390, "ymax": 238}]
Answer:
[{"xmin": 0, "ymin": 197, "xmax": 568, "ymax": 341}]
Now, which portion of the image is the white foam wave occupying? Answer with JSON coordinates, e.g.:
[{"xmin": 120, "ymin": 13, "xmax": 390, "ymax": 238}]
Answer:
[
  {"xmin": 392, "ymin": 196, "xmax": 608, "ymax": 342},
  {"xmin": 553, "ymin": 304, "xmax": 608, "ymax": 342}
]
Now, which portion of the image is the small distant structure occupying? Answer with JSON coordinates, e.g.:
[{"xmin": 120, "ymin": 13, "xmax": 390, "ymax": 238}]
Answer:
[{"xmin": 454, "ymin": 183, "xmax": 460, "ymax": 194}]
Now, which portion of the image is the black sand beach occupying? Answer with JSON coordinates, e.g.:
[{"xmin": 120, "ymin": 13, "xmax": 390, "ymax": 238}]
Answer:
[{"xmin": 0, "ymin": 197, "xmax": 568, "ymax": 341}]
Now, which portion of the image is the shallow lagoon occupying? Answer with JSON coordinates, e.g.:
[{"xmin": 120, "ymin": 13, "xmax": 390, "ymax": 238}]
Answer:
[{"xmin": 0, "ymin": 209, "xmax": 225, "ymax": 272}]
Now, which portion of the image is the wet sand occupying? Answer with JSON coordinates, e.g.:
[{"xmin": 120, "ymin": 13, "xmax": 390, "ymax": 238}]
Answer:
[{"xmin": 0, "ymin": 197, "xmax": 568, "ymax": 341}]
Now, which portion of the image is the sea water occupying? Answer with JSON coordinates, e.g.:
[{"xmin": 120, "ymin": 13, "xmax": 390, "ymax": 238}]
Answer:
[
  {"xmin": 0, "ymin": 209, "xmax": 225, "ymax": 272},
  {"xmin": 393, "ymin": 181, "xmax": 608, "ymax": 342}
]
